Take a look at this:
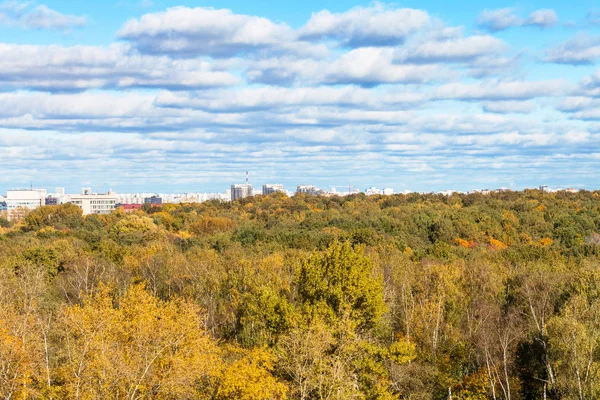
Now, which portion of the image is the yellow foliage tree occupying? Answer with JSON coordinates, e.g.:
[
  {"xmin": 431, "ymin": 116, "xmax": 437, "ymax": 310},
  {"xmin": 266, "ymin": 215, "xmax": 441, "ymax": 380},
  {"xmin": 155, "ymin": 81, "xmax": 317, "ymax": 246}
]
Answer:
[
  {"xmin": 488, "ymin": 237, "xmax": 508, "ymax": 251},
  {"xmin": 216, "ymin": 348, "xmax": 288, "ymax": 400},
  {"xmin": 0, "ymin": 309, "xmax": 38, "ymax": 399},
  {"xmin": 56, "ymin": 285, "xmax": 221, "ymax": 399}
]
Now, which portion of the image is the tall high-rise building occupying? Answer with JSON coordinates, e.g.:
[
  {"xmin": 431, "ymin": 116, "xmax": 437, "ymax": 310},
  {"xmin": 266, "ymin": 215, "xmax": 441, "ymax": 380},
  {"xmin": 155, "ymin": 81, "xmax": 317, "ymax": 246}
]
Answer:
[
  {"xmin": 296, "ymin": 185, "xmax": 322, "ymax": 196},
  {"xmin": 231, "ymin": 184, "xmax": 253, "ymax": 201},
  {"xmin": 262, "ymin": 184, "xmax": 284, "ymax": 196}
]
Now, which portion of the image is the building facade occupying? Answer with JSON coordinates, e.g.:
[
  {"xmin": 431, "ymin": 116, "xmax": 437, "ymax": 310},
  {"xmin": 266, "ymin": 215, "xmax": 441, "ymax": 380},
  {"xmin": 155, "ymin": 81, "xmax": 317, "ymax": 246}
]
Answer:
[
  {"xmin": 68, "ymin": 189, "xmax": 117, "ymax": 215},
  {"xmin": 231, "ymin": 184, "xmax": 253, "ymax": 201},
  {"xmin": 262, "ymin": 184, "xmax": 285, "ymax": 196},
  {"xmin": 144, "ymin": 196, "xmax": 163, "ymax": 205},
  {"xmin": 6, "ymin": 189, "xmax": 47, "ymax": 219},
  {"xmin": 296, "ymin": 185, "xmax": 322, "ymax": 196}
]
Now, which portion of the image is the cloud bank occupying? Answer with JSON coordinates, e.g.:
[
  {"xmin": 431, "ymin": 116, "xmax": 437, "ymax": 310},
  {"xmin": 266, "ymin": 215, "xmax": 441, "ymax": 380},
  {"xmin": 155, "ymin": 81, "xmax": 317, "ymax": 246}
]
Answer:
[{"xmin": 0, "ymin": 2, "xmax": 597, "ymax": 193}]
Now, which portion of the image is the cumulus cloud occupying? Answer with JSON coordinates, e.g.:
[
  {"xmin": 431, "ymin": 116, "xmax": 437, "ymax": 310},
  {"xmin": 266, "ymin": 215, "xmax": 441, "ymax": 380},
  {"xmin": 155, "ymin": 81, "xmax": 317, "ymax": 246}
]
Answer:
[
  {"xmin": 155, "ymin": 86, "xmax": 426, "ymax": 112},
  {"xmin": 478, "ymin": 8, "xmax": 522, "ymax": 31},
  {"xmin": 0, "ymin": 2, "xmax": 597, "ymax": 192},
  {"xmin": 20, "ymin": 5, "xmax": 86, "ymax": 30},
  {"xmin": 478, "ymin": 8, "xmax": 558, "ymax": 31},
  {"xmin": 558, "ymin": 96, "xmax": 600, "ymax": 120},
  {"xmin": 558, "ymin": 96, "xmax": 600, "ymax": 113},
  {"xmin": 434, "ymin": 80, "xmax": 571, "ymax": 101},
  {"xmin": 545, "ymin": 33, "xmax": 600, "ymax": 65},
  {"xmin": 0, "ymin": 1, "xmax": 86, "ymax": 31},
  {"xmin": 244, "ymin": 48, "xmax": 444, "ymax": 87},
  {"xmin": 526, "ymin": 9, "xmax": 559, "ymax": 28},
  {"xmin": 396, "ymin": 35, "xmax": 507, "ymax": 63},
  {"xmin": 0, "ymin": 43, "xmax": 238, "ymax": 91},
  {"xmin": 575, "ymin": 70, "xmax": 600, "ymax": 98},
  {"xmin": 118, "ymin": 6, "xmax": 326, "ymax": 58},
  {"xmin": 482, "ymin": 101, "xmax": 536, "ymax": 114},
  {"xmin": 319, "ymin": 47, "xmax": 442, "ymax": 86},
  {"xmin": 298, "ymin": 3, "xmax": 430, "ymax": 47}
]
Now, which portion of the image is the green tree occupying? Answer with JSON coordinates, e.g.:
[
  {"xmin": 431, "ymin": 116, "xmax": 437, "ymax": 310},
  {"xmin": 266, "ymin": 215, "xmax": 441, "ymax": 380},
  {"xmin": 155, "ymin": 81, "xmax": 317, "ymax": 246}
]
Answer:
[{"xmin": 297, "ymin": 240, "xmax": 385, "ymax": 330}]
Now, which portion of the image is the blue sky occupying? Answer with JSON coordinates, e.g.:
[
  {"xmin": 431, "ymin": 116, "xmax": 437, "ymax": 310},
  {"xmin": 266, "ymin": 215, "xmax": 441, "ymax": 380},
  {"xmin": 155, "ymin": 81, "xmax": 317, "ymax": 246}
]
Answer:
[{"xmin": 0, "ymin": 0, "xmax": 599, "ymax": 194}]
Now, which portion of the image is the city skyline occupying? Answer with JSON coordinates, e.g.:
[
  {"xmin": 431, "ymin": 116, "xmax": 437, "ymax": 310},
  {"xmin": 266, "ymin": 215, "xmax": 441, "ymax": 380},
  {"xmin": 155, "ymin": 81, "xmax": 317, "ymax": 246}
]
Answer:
[
  {"xmin": 0, "ymin": 174, "xmax": 597, "ymax": 196},
  {"xmin": 0, "ymin": 0, "xmax": 599, "ymax": 192}
]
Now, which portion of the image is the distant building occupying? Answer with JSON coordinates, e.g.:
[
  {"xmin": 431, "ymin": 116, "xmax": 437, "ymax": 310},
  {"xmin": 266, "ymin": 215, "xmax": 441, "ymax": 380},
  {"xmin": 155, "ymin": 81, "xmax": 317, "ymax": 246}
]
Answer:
[
  {"xmin": 144, "ymin": 196, "xmax": 163, "ymax": 205},
  {"xmin": 68, "ymin": 188, "xmax": 116, "ymax": 215},
  {"xmin": 365, "ymin": 187, "xmax": 379, "ymax": 195},
  {"xmin": 45, "ymin": 197, "xmax": 59, "ymax": 206},
  {"xmin": 6, "ymin": 189, "xmax": 47, "ymax": 219},
  {"xmin": 365, "ymin": 187, "xmax": 394, "ymax": 196},
  {"xmin": 231, "ymin": 184, "xmax": 253, "ymax": 201},
  {"xmin": 263, "ymin": 184, "xmax": 285, "ymax": 196},
  {"xmin": 296, "ymin": 185, "xmax": 322, "ymax": 196},
  {"xmin": 120, "ymin": 204, "xmax": 143, "ymax": 213},
  {"xmin": 539, "ymin": 185, "xmax": 549, "ymax": 192}
]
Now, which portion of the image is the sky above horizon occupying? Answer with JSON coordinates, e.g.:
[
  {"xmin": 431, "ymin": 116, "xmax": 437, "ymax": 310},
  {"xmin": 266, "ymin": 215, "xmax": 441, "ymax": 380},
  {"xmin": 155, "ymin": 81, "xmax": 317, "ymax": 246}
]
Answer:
[{"xmin": 0, "ymin": 0, "xmax": 599, "ymax": 194}]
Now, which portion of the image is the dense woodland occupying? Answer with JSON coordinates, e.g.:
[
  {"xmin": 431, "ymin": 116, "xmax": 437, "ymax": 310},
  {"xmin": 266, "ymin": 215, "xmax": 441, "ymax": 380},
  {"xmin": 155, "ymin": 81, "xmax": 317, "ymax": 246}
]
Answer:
[{"xmin": 1, "ymin": 190, "xmax": 600, "ymax": 399}]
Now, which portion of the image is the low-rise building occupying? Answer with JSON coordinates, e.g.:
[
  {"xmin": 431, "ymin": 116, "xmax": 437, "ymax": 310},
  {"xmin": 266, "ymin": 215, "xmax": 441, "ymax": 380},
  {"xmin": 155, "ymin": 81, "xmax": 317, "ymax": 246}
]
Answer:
[
  {"xmin": 68, "ymin": 188, "xmax": 116, "ymax": 215},
  {"xmin": 120, "ymin": 204, "xmax": 143, "ymax": 213},
  {"xmin": 144, "ymin": 196, "xmax": 163, "ymax": 205},
  {"xmin": 6, "ymin": 189, "xmax": 47, "ymax": 219},
  {"xmin": 45, "ymin": 197, "xmax": 60, "ymax": 206}
]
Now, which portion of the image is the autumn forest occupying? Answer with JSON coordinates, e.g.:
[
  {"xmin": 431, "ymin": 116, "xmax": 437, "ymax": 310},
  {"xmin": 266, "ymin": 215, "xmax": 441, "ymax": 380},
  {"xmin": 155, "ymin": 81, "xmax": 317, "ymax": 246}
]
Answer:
[{"xmin": 1, "ymin": 190, "xmax": 600, "ymax": 399}]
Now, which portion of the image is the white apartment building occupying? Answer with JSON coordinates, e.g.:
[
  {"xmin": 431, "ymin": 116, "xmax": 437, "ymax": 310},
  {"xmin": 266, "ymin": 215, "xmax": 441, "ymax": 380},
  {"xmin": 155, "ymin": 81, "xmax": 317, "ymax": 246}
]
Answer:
[
  {"xmin": 296, "ymin": 185, "xmax": 322, "ymax": 195},
  {"xmin": 231, "ymin": 184, "xmax": 253, "ymax": 201},
  {"xmin": 6, "ymin": 189, "xmax": 47, "ymax": 219},
  {"xmin": 263, "ymin": 184, "xmax": 285, "ymax": 196},
  {"xmin": 68, "ymin": 188, "xmax": 117, "ymax": 215}
]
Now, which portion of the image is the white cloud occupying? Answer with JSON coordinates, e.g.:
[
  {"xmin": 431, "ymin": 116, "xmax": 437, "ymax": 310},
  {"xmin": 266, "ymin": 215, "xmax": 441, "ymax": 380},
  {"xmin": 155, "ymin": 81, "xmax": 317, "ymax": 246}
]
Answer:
[
  {"xmin": 118, "ymin": 6, "xmax": 326, "ymax": 58},
  {"xmin": 0, "ymin": 43, "xmax": 239, "ymax": 91},
  {"xmin": 155, "ymin": 86, "xmax": 426, "ymax": 112},
  {"xmin": 396, "ymin": 35, "xmax": 507, "ymax": 63},
  {"xmin": 0, "ymin": 3, "xmax": 596, "ymax": 192},
  {"xmin": 244, "ymin": 48, "xmax": 444, "ymax": 87},
  {"xmin": 526, "ymin": 9, "xmax": 558, "ymax": 28},
  {"xmin": 580, "ymin": 70, "xmax": 600, "ymax": 97},
  {"xmin": 558, "ymin": 96, "xmax": 598, "ymax": 112},
  {"xmin": 0, "ymin": 2, "xmax": 86, "ymax": 31},
  {"xmin": 478, "ymin": 8, "xmax": 558, "ymax": 31},
  {"xmin": 477, "ymin": 8, "xmax": 522, "ymax": 31},
  {"xmin": 298, "ymin": 3, "xmax": 430, "ymax": 47},
  {"xmin": 482, "ymin": 101, "xmax": 536, "ymax": 114},
  {"xmin": 558, "ymin": 95, "xmax": 600, "ymax": 120},
  {"xmin": 546, "ymin": 33, "xmax": 600, "ymax": 65},
  {"xmin": 320, "ymin": 47, "xmax": 443, "ymax": 85},
  {"xmin": 20, "ymin": 5, "xmax": 86, "ymax": 30},
  {"xmin": 434, "ymin": 80, "xmax": 571, "ymax": 101}
]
